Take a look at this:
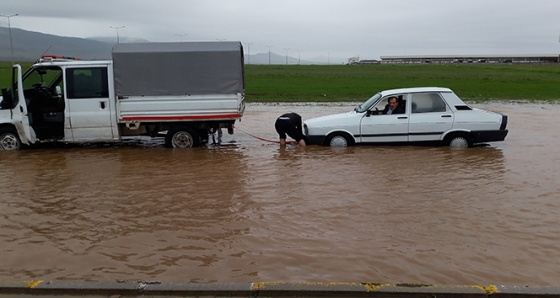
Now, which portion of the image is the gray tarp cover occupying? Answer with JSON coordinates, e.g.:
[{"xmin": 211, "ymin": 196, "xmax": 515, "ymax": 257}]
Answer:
[{"xmin": 112, "ymin": 42, "xmax": 244, "ymax": 96}]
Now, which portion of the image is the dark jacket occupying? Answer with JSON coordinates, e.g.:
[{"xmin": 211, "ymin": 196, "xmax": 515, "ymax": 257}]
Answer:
[
  {"xmin": 277, "ymin": 113, "xmax": 303, "ymax": 131},
  {"xmin": 382, "ymin": 104, "xmax": 405, "ymax": 115}
]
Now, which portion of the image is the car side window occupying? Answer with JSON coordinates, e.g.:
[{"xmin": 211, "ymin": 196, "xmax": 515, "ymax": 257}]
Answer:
[
  {"xmin": 411, "ymin": 93, "xmax": 447, "ymax": 113},
  {"xmin": 370, "ymin": 94, "xmax": 406, "ymax": 115},
  {"xmin": 372, "ymin": 97, "xmax": 389, "ymax": 112}
]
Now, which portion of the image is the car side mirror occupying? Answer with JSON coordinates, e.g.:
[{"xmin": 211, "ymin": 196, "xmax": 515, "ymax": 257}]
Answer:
[
  {"xmin": 365, "ymin": 110, "xmax": 372, "ymax": 117},
  {"xmin": 55, "ymin": 86, "xmax": 62, "ymax": 96}
]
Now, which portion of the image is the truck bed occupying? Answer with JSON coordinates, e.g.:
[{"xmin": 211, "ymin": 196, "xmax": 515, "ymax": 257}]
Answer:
[{"xmin": 117, "ymin": 93, "xmax": 245, "ymax": 122}]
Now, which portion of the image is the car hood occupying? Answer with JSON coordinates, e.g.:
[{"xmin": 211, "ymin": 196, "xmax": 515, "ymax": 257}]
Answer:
[{"xmin": 305, "ymin": 111, "xmax": 358, "ymax": 126}]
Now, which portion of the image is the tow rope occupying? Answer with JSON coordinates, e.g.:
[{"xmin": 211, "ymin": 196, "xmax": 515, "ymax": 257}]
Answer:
[{"xmin": 234, "ymin": 125, "xmax": 295, "ymax": 144}]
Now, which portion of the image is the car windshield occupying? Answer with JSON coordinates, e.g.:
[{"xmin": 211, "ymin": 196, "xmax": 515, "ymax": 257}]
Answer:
[{"xmin": 356, "ymin": 93, "xmax": 381, "ymax": 113}]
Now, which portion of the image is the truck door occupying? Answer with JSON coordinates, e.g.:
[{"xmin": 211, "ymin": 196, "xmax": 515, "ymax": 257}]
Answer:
[
  {"xmin": 65, "ymin": 67, "xmax": 115, "ymax": 141},
  {"xmin": 6, "ymin": 65, "xmax": 35, "ymax": 144}
]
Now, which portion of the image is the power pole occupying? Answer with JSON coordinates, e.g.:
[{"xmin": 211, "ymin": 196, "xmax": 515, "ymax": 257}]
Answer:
[
  {"xmin": 0, "ymin": 14, "xmax": 18, "ymax": 64},
  {"xmin": 110, "ymin": 26, "xmax": 125, "ymax": 43}
]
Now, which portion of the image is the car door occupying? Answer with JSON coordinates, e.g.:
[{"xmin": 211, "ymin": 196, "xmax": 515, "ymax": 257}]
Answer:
[
  {"xmin": 408, "ymin": 92, "xmax": 454, "ymax": 142},
  {"xmin": 359, "ymin": 95, "xmax": 409, "ymax": 143},
  {"xmin": 65, "ymin": 66, "xmax": 115, "ymax": 141}
]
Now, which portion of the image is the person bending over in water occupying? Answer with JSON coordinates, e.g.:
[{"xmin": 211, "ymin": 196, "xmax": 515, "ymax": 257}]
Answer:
[{"xmin": 274, "ymin": 112, "xmax": 307, "ymax": 146}]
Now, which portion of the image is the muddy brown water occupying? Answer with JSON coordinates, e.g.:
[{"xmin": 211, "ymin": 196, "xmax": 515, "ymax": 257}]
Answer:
[{"xmin": 1, "ymin": 102, "xmax": 559, "ymax": 286}]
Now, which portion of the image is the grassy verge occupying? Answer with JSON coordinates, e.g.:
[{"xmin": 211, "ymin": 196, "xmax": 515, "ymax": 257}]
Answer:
[
  {"xmin": 2, "ymin": 61, "xmax": 559, "ymax": 102},
  {"xmin": 245, "ymin": 64, "xmax": 560, "ymax": 102},
  {"xmin": 0, "ymin": 61, "xmax": 32, "ymax": 87}
]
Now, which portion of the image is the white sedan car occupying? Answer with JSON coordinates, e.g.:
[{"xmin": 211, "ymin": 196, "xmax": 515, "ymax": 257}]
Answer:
[{"xmin": 304, "ymin": 87, "xmax": 508, "ymax": 148}]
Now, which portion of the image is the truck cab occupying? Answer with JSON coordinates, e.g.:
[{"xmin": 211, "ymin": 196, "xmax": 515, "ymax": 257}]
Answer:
[{"xmin": 0, "ymin": 56, "xmax": 117, "ymax": 149}]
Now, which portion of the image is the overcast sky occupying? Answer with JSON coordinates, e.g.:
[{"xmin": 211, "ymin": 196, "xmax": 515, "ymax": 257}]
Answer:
[{"xmin": 2, "ymin": 0, "xmax": 560, "ymax": 63}]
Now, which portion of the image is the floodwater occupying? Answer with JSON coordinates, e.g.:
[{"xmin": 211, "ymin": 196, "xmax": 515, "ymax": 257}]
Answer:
[{"xmin": 1, "ymin": 102, "xmax": 559, "ymax": 286}]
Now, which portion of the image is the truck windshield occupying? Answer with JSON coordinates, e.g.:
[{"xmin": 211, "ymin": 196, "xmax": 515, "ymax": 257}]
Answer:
[{"xmin": 355, "ymin": 93, "xmax": 381, "ymax": 113}]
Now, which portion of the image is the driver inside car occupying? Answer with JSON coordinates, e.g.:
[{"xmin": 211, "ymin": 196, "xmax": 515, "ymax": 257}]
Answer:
[{"xmin": 382, "ymin": 96, "xmax": 405, "ymax": 115}]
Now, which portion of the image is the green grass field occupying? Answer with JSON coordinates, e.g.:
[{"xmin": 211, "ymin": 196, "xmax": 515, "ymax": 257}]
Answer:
[
  {"xmin": 2, "ymin": 61, "xmax": 559, "ymax": 102},
  {"xmin": 245, "ymin": 64, "xmax": 560, "ymax": 102}
]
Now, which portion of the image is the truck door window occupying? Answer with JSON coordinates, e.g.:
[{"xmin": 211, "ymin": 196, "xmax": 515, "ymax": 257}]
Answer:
[
  {"xmin": 18, "ymin": 67, "xmax": 63, "ymax": 110},
  {"xmin": 66, "ymin": 67, "xmax": 109, "ymax": 99},
  {"xmin": 22, "ymin": 67, "xmax": 62, "ymax": 90}
]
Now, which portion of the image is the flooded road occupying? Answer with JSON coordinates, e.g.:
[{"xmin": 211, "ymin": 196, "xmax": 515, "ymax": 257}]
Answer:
[{"xmin": 1, "ymin": 102, "xmax": 559, "ymax": 286}]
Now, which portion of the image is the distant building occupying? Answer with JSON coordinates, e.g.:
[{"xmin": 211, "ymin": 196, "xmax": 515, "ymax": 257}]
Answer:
[
  {"xmin": 379, "ymin": 54, "xmax": 559, "ymax": 64},
  {"xmin": 357, "ymin": 59, "xmax": 380, "ymax": 64},
  {"xmin": 347, "ymin": 56, "xmax": 360, "ymax": 65},
  {"xmin": 347, "ymin": 57, "xmax": 380, "ymax": 65}
]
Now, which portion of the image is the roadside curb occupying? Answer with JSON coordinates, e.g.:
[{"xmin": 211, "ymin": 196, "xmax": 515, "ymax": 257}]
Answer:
[{"xmin": 2, "ymin": 281, "xmax": 560, "ymax": 297}]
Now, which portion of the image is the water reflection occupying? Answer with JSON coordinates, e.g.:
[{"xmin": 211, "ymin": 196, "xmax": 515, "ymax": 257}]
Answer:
[{"xmin": 1, "ymin": 145, "xmax": 256, "ymax": 281}]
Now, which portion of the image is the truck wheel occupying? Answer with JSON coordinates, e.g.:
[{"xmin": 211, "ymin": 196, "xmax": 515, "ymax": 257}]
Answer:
[
  {"xmin": 0, "ymin": 129, "xmax": 22, "ymax": 150},
  {"xmin": 165, "ymin": 126, "xmax": 200, "ymax": 148}
]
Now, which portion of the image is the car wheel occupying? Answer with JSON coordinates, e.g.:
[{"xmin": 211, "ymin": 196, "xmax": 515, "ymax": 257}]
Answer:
[
  {"xmin": 446, "ymin": 133, "xmax": 471, "ymax": 148},
  {"xmin": 0, "ymin": 129, "xmax": 22, "ymax": 150},
  {"xmin": 165, "ymin": 126, "xmax": 200, "ymax": 148},
  {"xmin": 325, "ymin": 132, "xmax": 353, "ymax": 147}
]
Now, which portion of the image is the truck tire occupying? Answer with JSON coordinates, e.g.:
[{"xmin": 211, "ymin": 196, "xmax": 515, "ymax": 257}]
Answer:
[
  {"xmin": 0, "ymin": 129, "xmax": 22, "ymax": 150},
  {"xmin": 165, "ymin": 126, "xmax": 200, "ymax": 148}
]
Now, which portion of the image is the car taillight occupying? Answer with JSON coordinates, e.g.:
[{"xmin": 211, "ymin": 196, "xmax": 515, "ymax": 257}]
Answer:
[{"xmin": 500, "ymin": 115, "xmax": 508, "ymax": 130}]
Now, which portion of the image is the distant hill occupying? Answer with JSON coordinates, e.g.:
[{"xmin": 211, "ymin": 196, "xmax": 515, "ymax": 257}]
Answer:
[
  {"xmin": 88, "ymin": 36, "xmax": 151, "ymax": 44},
  {"xmin": 247, "ymin": 52, "xmax": 316, "ymax": 65},
  {"xmin": 0, "ymin": 26, "xmax": 321, "ymax": 64},
  {"xmin": 0, "ymin": 27, "xmax": 114, "ymax": 61}
]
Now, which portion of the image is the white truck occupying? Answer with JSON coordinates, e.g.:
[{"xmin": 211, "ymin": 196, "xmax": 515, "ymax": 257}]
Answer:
[{"xmin": 0, "ymin": 41, "xmax": 245, "ymax": 150}]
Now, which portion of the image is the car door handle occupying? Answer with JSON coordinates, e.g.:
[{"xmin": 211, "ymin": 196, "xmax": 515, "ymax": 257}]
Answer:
[
  {"xmin": 100, "ymin": 101, "xmax": 106, "ymax": 109},
  {"xmin": 397, "ymin": 116, "xmax": 408, "ymax": 119},
  {"xmin": 441, "ymin": 115, "xmax": 452, "ymax": 118}
]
